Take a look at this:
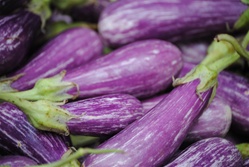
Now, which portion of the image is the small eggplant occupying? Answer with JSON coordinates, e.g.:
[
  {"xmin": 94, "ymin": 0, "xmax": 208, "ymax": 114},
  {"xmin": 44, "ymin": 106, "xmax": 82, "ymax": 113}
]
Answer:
[{"xmin": 0, "ymin": 155, "xmax": 37, "ymax": 167}]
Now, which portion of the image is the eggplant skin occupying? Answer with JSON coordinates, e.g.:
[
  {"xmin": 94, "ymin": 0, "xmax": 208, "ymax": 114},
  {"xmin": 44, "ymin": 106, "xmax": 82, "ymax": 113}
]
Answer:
[
  {"xmin": 64, "ymin": 94, "xmax": 144, "ymax": 136},
  {"xmin": 0, "ymin": 102, "xmax": 70, "ymax": 164},
  {"xmin": 10, "ymin": 27, "xmax": 103, "ymax": 91},
  {"xmin": 0, "ymin": 10, "xmax": 41, "ymax": 76},
  {"xmin": 99, "ymin": 0, "xmax": 247, "ymax": 47},
  {"xmin": 0, "ymin": 155, "xmax": 37, "ymax": 167},
  {"xmin": 83, "ymin": 80, "xmax": 212, "ymax": 167},
  {"xmin": 64, "ymin": 39, "xmax": 183, "ymax": 99},
  {"xmin": 164, "ymin": 137, "xmax": 243, "ymax": 167},
  {"xmin": 0, "ymin": 0, "xmax": 29, "ymax": 15}
]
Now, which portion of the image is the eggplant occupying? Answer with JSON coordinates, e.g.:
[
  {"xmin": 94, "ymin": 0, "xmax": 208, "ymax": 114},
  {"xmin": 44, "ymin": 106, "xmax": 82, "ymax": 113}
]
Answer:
[
  {"xmin": 0, "ymin": 10, "xmax": 41, "ymax": 76},
  {"xmin": 9, "ymin": 27, "xmax": 103, "ymax": 91},
  {"xmin": 0, "ymin": 0, "xmax": 29, "ymax": 15},
  {"xmin": 0, "ymin": 155, "xmax": 37, "ymax": 167},
  {"xmin": 142, "ymin": 94, "xmax": 232, "ymax": 143},
  {"xmin": 0, "ymin": 102, "xmax": 71, "ymax": 164},
  {"xmin": 164, "ymin": 137, "xmax": 243, "ymax": 167},
  {"xmin": 244, "ymin": 158, "xmax": 249, "ymax": 167},
  {"xmin": 82, "ymin": 79, "xmax": 212, "ymax": 166},
  {"xmin": 64, "ymin": 93, "xmax": 144, "ymax": 136},
  {"xmin": 98, "ymin": 0, "xmax": 247, "ymax": 47}
]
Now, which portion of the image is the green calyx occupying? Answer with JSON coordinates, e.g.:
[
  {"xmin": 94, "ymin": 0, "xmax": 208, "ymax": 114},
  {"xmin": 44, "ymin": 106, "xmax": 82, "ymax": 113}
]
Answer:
[
  {"xmin": 173, "ymin": 33, "xmax": 249, "ymax": 99},
  {"xmin": 30, "ymin": 147, "xmax": 124, "ymax": 167},
  {"xmin": 0, "ymin": 74, "xmax": 23, "ymax": 93},
  {"xmin": 51, "ymin": 0, "xmax": 93, "ymax": 11},
  {"xmin": 0, "ymin": 92, "xmax": 75, "ymax": 135},
  {"xmin": 236, "ymin": 143, "xmax": 249, "ymax": 159},
  {"xmin": 4, "ymin": 71, "xmax": 79, "ymax": 102},
  {"xmin": 28, "ymin": 0, "xmax": 52, "ymax": 28}
]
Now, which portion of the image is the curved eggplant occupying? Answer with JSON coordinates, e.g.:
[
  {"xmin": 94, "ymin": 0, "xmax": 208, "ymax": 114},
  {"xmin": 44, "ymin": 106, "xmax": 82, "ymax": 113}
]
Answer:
[
  {"xmin": 0, "ymin": 102, "xmax": 71, "ymax": 164},
  {"xmin": 0, "ymin": 10, "xmax": 41, "ymax": 76},
  {"xmin": 10, "ymin": 27, "xmax": 103, "ymax": 91},
  {"xmin": 0, "ymin": 155, "xmax": 37, "ymax": 167},
  {"xmin": 164, "ymin": 137, "xmax": 243, "ymax": 167},
  {"xmin": 99, "ymin": 0, "xmax": 247, "ymax": 47}
]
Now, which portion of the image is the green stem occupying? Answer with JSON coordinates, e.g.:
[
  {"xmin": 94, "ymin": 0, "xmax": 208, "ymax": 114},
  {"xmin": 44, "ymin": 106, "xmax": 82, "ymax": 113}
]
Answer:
[
  {"xmin": 242, "ymin": 31, "xmax": 249, "ymax": 49},
  {"xmin": 215, "ymin": 34, "xmax": 249, "ymax": 60},
  {"xmin": 233, "ymin": 7, "xmax": 249, "ymax": 30},
  {"xmin": 236, "ymin": 143, "xmax": 249, "ymax": 159},
  {"xmin": 31, "ymin": 148, "xmax": 123, "ymax": 167}
]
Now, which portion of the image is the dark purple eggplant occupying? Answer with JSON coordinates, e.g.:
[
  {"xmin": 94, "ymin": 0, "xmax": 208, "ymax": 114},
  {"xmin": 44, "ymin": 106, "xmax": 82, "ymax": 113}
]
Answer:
[
  {"xmin": 82, "ymin": 80, "xmax": 212, "ymax": 166},
  {"xmin": 164, "ymin": 137, "xmax": 243, "ymax": 167},
  {"xmin": 0, "ymin": 0, "xmax": 29, "ymax": 15},
  {"xmin": 0, "ymin": 155, "xmax": 37, "ymax": 167},
  {"xmin": 0, "ymin": 102, "xmax": 72, "ymax": 164},
  {"xmin": 98, "ymin": 0, "xmax": 247, "ymax": 47},
  {"xmin": 64, "ymin": 93, "xmax": 144, "ymax": 136},
  {"xmin": 142, "ymin": 94, "xmax": 232, "ymax": 143},
  {"xmin": 9, "ymin": 27, "xmax": 103, "ymax": 91},
  {"xmin": 0, "ymin": 10, "xmax": 41, "ymax": 76}
]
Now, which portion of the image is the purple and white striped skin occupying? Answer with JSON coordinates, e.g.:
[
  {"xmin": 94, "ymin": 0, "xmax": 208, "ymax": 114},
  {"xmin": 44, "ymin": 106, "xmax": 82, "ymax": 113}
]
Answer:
[
  {"xmin": 164, "ymin": 137, "xmax": 243, "ymax": 167},
  {"xmin": 0, "ymin": 10, "xmax": 41, "ymax": 76},
  {"xmin": 0, "ymin": 102, "xmax": 71, "ymax": 164},
  {"xmin": 0, "ymin": 155, "xmax": 37, "ymax": 167},
  {"xmin": 63, "ymin": 93, "xmax": 144, "ymax": 136},
  {"xmin": 0, "ymin": 0, "xmax": 29, "ymax": 15},
  {"xmin": 244, "ymin": 158, "xmax": 249, "ymax": 167},
  {"xmin": 142, "ymin": 94, "xmax": 232, "ymax": 142},
  {"xmin": 98, "ymin": 0, "xmax": 247, "ymax": 48},
  {"xmin": 83, "ymin": 80, "xmax": 212, "ymax": 166},
  {"xmin": 10, "ymin": 27, "xmax": 103, "ymax": 91},
  {"xmin": 63, "ymin": 39, "xmax": 183, "ymax": 99}
]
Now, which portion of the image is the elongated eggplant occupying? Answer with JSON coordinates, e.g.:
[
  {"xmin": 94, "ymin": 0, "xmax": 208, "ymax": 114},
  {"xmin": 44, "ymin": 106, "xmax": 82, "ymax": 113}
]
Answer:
[
  {"xmin": 0, "ymin": 10, "xmax": 41, "ymax": 76},
  {"xmin": 83, "ymin": 80, "xmax": 212, "ymax": 166},
  {"xmin": 0, "ymin": 0, "xmax": 29, "ymax": 15},
  {"xmin": 142, "ymin": 94, "xmax": 232, "ymax": 143},
  {"xmin": 164, "ymin": 137, "xmax": 243, "ymax": 167},
  {"xmin": 64, "ymin": 93, "xmax": 144, "ymax": 136},
  {"xmin": 99, "ymin": 0, "xmax": 247, "ymax": 47},
  {"xmin": 10, "ymin": 27, "xmax": 103, "ymax": 91},
  {"xmin": 0, "ymin": 155, "xmax": 37, "ymax": 167},
  {"xmin": 0, "ymin": 102, "xmax": 71, "ymax": 164}
]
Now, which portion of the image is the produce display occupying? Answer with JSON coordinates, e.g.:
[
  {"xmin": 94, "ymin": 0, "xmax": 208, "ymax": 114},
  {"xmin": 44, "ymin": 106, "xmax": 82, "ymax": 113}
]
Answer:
[{"xmin": 1, "ymin": 0, "xmax": 249, "ymax": 166}]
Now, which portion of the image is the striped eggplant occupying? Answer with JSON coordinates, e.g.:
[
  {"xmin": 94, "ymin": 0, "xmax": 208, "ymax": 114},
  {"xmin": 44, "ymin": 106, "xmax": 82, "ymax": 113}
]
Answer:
[
  {"xmin": 0, "ymin": 0, "xmax": 29, "ymax": 15},
  {"xmin": 98, "ymin": 0, "xmax": 247, "ymax": 47},
  {"xmin": 142, "ymin": 94, "xmax": 232, "ymax": 143},
  {"xmin": 0, "ymin": 102, "xmax": 71, "ymax": 164},
  {"xmin": 64, "ymin": 93, "xmax": 144, "ymax": 136},
  {"xmin": 0, "ymin": 10, "xmax": 41, "ymax": 76},
  {"xmin": 82, "ymin": 79, "xmax": 212, "ymax": 166},
  {"xmin": 0, "ymin": 155, "xmax": 37, "ymax": 167},
  {"xmin": 164, "ymin": 137, "xmax": 243, "ymax": 167},
  {"xmin": 9, "ymin": 27, "xmax": 103, "ymax": 91},
  {"xmin": 244, "ymin": 158, "xmax": 249, "ymax": 167}
]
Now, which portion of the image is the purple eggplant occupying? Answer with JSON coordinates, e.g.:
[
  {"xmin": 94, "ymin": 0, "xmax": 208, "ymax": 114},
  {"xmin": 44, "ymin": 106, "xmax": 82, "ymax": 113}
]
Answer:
[
  {"xmin": 0, "ymin": 102, "xmax": 71, "ymax": 164},
  {"xmin": 164, "ymin": 137, "xmax": 243, "ymax": 167},
  {"xmin": 9, "ymin": 27, "xmax": 103, "ymax": 91},
  {"xmin": 98, "ymin": 0, "xmax": 247, "ymax": 47},
  {"xmin": 0, "ymin": 155, "xmax": 37, "ymax": 167},
  {"xmin": 244, "ymin": 158, "xmax": 249, "ymax": 167},
  {"xmin": 82, "ymin": 80, "xmax": 212, "ymax": 166},
  {"xmin": 142, "ymin": 94, "xmax": 232, "ymax": 143},
  {"xmin": 63, "ymin": 93, "xmax": 144, "ymax": 136},
  {"xmin": 0, "ymin": 0, "xmax": 29, "ymax": 15},
  {"xmin": 0, "ymin": 10, "xmax": 41, "ymax": 76}
]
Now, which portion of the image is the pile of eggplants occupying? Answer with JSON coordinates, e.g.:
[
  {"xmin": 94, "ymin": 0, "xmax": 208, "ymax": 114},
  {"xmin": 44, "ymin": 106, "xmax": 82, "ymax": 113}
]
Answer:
[{"xmin": 1, "ymin": 0, "xmax": 249, "ymax": 166}]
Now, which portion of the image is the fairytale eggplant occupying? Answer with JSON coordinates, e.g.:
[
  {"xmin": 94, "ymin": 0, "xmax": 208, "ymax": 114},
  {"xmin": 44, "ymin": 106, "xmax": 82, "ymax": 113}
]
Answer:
[
  {"xmin": 99, "ymin": 0, "xmax": 247, "ymax": 47},
  {"xmin": 0, "ymin": 102, "xmax": 72, "ymax": 164},
  {"xmin": 9, "ymin": 27, "xmax": 103, "ymax": 91},
  {"xmin": 0, "ymin": 155, "xmax": 37, "ymax": 167},
  {"xmin": 164, "ymin": 137, "xmax": 243, "ymax": 167}
]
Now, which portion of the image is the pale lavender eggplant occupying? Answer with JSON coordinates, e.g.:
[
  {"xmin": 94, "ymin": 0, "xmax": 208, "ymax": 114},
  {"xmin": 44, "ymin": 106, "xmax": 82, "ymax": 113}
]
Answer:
[
  {"xmin": 99, "ymin": 0, "xmax": 247, "ymax": 47},
  {"xmin": 0, "ymin": 10, "xmax": 41, "ymax": 76},
  {"xmin": 0, "ymin": 0, "xmax": 29, "ymax": 15},
  {"xmin": 63, "ymin": 94, "xmax": 144, "ymax": 136},
  {"xmin": 164, "ymin": 137, "xmax": 243, "ymax": 167},
  {"xmin": 142, "ymin": 94, "xmax": 232, "ymax": 142},
  {"xmin": 0, "ymin": 102, "xmax": 70, "ymax": 164},
  {"xmin": 83, "ymin": 80, "xmax": 212, "ymax": 166},
  {"xmin": 63, "ymin": 39, "xmax": 183, "ymax": 99},
  {"xmin": 0, "ymin": 155, "xmax": 37, "ymax": 167},
  {"xmin": 10, "ymin": 27, "xmax": 103, "ymax": 91}
]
